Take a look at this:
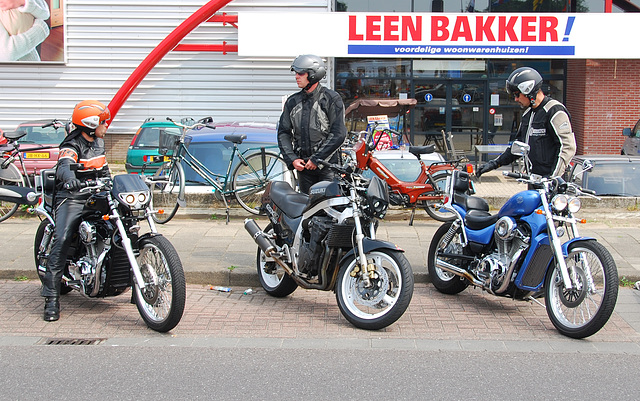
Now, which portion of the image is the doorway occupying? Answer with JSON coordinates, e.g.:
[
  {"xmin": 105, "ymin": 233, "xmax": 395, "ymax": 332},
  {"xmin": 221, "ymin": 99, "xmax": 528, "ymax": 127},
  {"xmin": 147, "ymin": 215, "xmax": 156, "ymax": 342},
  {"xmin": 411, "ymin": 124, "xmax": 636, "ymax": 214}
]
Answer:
[{"xmin": 412, "ymin": 79, "xmax": 487, "ymax": 152}]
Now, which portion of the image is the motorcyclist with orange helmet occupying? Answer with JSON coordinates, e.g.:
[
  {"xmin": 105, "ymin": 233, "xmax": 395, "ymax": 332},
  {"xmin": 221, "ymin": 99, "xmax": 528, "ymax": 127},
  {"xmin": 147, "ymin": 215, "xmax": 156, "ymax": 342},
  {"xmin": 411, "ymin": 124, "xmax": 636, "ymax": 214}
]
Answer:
[{"xmin": 42, "ymin": 100, "xmax": 111, "ymax": 321}]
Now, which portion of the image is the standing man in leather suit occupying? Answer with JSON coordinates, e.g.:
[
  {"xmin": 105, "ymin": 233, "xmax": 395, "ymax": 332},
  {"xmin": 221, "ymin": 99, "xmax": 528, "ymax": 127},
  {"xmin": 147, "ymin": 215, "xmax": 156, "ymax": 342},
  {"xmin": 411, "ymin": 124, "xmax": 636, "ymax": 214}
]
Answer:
[
  {"xmin": 278, "ymin": 54, "xmax": 347, "ymax": 194},
  {"xmin": 477, "ymin": 67, "xmax": 576, "ymax": 178},
  {"xmin": 42, "ymin": 100, "xmax": 111, "ymax": 321}
]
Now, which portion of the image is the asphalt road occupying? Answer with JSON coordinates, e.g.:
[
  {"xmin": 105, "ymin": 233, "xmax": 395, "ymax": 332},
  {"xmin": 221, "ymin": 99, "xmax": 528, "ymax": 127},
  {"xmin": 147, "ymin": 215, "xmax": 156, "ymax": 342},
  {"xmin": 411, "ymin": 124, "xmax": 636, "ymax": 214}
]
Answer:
[{"xmin": 0, "ymin": 345, "xmax": 639, "ymax": 400}]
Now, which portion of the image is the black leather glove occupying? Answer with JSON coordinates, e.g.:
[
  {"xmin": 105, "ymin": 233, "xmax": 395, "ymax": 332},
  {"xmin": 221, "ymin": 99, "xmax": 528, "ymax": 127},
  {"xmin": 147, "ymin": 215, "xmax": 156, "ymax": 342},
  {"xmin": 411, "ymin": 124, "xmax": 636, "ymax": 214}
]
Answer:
[
  {"xmin": 64, "ymin": 178, "xmax": 82, "ymax": 191},
  {"xmin": 476, "ymin": 160, "xmax": 498, "ymax": 177}
]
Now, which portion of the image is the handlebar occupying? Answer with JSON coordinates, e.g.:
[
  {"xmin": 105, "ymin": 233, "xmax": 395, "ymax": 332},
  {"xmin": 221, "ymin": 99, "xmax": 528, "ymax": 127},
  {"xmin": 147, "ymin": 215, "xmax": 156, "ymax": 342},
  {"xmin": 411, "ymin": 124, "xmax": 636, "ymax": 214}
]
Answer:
[{"xmin": 166, "ymin": 116, "xmax": 215, "ymax": 131}]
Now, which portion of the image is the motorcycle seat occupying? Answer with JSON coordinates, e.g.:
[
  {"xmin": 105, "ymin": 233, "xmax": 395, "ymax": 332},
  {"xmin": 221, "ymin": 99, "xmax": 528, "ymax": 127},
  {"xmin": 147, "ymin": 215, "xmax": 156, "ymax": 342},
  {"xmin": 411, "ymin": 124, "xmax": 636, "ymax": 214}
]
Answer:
[
  {"xmin": 453, "ymin": 193, "xmax": 489, "ymax": 212},
  {"xmin": 465, "ymin": 211, "xmax": 500, "ymax": 230},
  {"xmin": 408, "ymin": 145, "xmax": 435, "ymax": 157},
  {"xmin": 269, "ymin": 181, "xmax": 308, "ymax": 218}
]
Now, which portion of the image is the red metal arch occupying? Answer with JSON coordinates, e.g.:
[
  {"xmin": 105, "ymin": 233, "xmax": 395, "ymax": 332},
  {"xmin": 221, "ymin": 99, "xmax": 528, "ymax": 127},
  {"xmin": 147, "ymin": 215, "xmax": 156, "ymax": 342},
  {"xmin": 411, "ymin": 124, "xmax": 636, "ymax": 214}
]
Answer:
[{"xmin": 107, "ymin": 0, "xmax": 234, "ymax": 121}]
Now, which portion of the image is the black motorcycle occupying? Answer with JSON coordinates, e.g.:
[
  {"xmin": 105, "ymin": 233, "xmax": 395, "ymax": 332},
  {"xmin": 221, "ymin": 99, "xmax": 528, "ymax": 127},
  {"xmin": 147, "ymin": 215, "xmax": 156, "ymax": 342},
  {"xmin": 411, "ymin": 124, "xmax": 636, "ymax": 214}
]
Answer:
[
  {"xmin": 33, "ymin": 168, "xmax": 186, "ymax": 332},
  {"xmin": 244, "ymin": 160, "xmax": 413, "ymax": 330}
]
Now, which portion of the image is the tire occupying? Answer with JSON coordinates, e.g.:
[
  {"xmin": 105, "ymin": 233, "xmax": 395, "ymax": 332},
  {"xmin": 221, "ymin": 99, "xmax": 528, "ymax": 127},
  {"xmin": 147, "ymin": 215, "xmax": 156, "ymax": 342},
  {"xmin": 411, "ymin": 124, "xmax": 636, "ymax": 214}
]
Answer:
[
  {"xmin": 544, "ymin": 240, "xmax": 618, "ymax": 339},
  {"xmin": 256, "ymin": 224, "xmax": 298, "ymax": 297},
  {"xmin": 133, "ymin": 235, "xmax": 186, "ymax": 332},
  {"xmin": 150, "ymin": 162, "xmax": 184, "ymax": 224},
  {"xmin": 0, "ymin": 173, "xmax": 24, "ymax": 223},
  {"xmin": 34, "ymin": 219, "xmax": 72, "ymax": 295},
  {"xmin": 427, "ymin": 222, "xmax": 469, "ymax": 294},
  {"xmin": 232, "ymin": 152, "xmax": 296, "ymax": 215},
  {"xmin": 423, "ymin": 170, "xmax": 456, "ymax": 222},
  {"xmin": 335, "ymin": 249, "xmax": 414, "ymax": 330}
]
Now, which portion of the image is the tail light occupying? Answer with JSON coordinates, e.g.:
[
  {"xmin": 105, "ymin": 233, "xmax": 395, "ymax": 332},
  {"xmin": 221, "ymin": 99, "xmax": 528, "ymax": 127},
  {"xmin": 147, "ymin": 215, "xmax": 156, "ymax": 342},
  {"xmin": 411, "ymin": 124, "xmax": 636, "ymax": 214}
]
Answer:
[{"xmin": 465, "ymin": 163, "xmax": 474, "ymax": 174}]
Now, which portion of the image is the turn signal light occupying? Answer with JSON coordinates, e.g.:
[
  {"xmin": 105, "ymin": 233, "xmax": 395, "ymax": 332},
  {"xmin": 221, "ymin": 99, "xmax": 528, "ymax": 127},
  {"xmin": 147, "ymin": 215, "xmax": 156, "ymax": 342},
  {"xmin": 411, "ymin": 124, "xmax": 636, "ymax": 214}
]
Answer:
[
  {"xmin": 580, "ymin": 219, "xmax": 587, "ymax": 224},
  {"xmin": 157, "ymin": 209, "xmax": 165, "ymax": 215},
  {"xmin": 465, "ymin": 164, "xmax": 474, "ymax": 174},
  {"xmin": 536, "ymin": 209, "xmax": 544, "ymax": 214},
  {"xmin": 102, "ymin": 215, "xmax": 110, "ymax": 221}
]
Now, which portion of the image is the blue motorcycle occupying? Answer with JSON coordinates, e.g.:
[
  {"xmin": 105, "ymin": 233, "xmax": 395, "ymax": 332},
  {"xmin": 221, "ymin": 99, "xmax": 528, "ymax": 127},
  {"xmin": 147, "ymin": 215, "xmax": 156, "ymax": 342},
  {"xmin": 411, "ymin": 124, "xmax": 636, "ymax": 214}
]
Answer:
[{"xmin": 427, "ymin": 142, "xmax": 618, "ymax": 339}]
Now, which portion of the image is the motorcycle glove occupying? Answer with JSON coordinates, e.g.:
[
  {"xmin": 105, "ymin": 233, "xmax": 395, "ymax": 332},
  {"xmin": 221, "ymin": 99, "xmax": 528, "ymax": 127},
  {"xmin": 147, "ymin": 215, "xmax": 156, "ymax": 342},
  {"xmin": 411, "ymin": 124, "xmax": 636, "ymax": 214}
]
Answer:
[
  {"xmin": 476, "ymin": 159, "xmax": 498, "ymax": 178},
  {"xmin": 64, "ymin": 178, "xmax": 83, "ymax": 191}
]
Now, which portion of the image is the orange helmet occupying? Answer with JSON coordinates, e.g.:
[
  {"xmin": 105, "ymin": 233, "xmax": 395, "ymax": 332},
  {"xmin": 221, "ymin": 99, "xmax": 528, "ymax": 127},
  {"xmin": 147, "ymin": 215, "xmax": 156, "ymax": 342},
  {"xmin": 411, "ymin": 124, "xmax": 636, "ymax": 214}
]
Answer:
[{"xmin": 72, "ymin": 100, "xmax": 110, "ymax": 130}]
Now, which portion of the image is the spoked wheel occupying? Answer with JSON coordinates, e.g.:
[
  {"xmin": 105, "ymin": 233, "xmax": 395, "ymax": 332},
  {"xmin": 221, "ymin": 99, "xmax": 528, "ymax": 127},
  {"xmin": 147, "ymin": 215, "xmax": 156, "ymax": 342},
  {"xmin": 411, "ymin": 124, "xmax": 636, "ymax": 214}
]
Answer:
[
  {"xmin": 0, "ymin": 176, "xmax": 23, "ymax": 223},
  {"xmin": 423, "ymin": 170, "xmax": 456, "ymax": 222},
  {"xmin": 335, "ymin": 249, "xmax": 413, "ymax": 330},
  {"xmin": 33, "ymin": 219, "xmax": 72, "ymax": 295},
  {"xmin": 544, "ymin": 240, "xmax": 618, "ymax": 339},
  {"xmin": 150, "ymin": 162, "xmax": 184, "ymax": 224},
  {"xmin": 133, "ymin": 235, "xmax": 186, "ymax": 332},
  {"xmin": 233, "ymin": 152, "xmax": 296, "ymax": 215},
  {"xmin": 427, "ymin": 221, "xmax": 469, "ymax": 294},
  {"xmin": 256, "ymin": 224, "xmax": 298, "ymax": 297}
]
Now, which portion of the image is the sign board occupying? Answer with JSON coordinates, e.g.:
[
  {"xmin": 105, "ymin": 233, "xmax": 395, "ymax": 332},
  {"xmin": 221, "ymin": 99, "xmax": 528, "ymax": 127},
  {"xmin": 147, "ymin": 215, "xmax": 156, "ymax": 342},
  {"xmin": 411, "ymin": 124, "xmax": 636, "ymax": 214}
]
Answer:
[{"xmin": 239, "ymin": 12, "xmax": 640, "ymax": 59}]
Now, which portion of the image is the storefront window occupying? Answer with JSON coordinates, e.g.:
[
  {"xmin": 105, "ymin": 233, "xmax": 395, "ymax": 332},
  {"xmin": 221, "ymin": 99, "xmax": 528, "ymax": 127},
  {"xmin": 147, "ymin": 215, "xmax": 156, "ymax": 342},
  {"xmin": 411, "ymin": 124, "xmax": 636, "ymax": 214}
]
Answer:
[{"xmin": 336, "ymin": 59, "xmax": 411, "ymax": 106}]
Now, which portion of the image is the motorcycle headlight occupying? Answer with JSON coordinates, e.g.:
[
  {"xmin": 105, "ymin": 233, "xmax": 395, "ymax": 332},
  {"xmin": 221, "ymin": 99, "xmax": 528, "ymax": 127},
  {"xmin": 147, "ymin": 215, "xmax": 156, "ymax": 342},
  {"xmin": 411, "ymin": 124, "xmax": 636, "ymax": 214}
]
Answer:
[
  {"xmin": 118, "ymin": 190, "xmax": 150, "ymax": 209},
  {"xmin": 551, "ymin": 194, "xmax": 568, "ymax": 211},
  {"xmin": 567, "ymin": 196, "xmax": 581, "ymax": 213},
  {"xmin": 366, "ymin": 176, "xmax": 389, "ymax": 219}
]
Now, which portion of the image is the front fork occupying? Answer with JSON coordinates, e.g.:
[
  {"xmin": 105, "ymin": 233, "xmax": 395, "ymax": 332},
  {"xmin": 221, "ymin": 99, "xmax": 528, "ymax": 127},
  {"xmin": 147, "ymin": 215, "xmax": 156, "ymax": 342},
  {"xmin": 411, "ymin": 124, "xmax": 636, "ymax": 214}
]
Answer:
[
  {"xmin": 107, "ymin": 198, "xmax": 147, "ymax": 290},
  {"xmin": 350, "ymin": 187, "xmax": 373, "ymax": 288},
  {"xmin": 539, "ymin": 194, "xmax": 573, "ymax": 290}
]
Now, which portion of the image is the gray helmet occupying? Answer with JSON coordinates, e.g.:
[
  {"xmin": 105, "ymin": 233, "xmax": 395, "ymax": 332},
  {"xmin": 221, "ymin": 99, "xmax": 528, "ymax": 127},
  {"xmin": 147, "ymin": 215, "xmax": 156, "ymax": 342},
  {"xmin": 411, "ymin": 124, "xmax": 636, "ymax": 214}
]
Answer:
[
  {"xmin": 291, "ymin": 54, "xmax": 326, "ymax": 85},
  {"xmin": 506, "ymin": 67, "xmax": 543, "ymax": 105}
]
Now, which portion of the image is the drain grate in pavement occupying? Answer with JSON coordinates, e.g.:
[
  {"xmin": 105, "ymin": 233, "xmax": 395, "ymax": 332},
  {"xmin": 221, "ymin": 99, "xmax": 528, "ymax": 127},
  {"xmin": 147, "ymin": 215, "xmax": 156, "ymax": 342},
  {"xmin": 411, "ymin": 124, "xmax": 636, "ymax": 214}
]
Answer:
[{"xmin": 38, "ymin": 338, "xmax": 106, "ymax": 346}]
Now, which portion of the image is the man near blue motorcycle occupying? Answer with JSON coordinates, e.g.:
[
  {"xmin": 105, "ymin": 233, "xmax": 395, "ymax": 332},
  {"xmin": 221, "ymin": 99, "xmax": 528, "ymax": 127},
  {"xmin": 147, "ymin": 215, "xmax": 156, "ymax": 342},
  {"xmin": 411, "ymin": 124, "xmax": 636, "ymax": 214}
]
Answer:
[
  {"xmin": 477, "ymin": 67, "xmax": 576, "ymax": 178},
  {"xmin": 41, "ymin": 100, "xmax": 111, "ymax": 321}
]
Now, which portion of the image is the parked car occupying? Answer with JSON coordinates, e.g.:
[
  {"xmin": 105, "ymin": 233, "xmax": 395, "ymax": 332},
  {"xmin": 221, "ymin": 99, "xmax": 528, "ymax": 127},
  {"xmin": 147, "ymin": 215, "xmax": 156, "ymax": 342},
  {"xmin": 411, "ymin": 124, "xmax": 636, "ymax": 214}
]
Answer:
[
  {"xmin": 621, "ymin": 118, "xmax": 640, "ymax": 155},
  {"xmin": 182, "ymin": 122, "xmax": 279, "ymax": 185},
  {"xmin": 567, "ymin": 154, "xmax": 640, "ymax": 196},
  {"xmin": 0, "ymin": 119, "xmax": 66, "ymax": 177},
  {"xmin": 361, "ymin": 148, "xmax": 446, "ymax": 182},
  {"xmin": 125, "ymin": 118, "xmax": 183, "ymax": 174}
]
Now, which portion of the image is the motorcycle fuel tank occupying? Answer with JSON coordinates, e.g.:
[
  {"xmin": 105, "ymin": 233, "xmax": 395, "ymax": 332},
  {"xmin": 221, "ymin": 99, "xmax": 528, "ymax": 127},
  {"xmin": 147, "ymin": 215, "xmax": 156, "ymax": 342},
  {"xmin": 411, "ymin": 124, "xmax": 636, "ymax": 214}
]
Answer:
[
  {"xmin": 498, "ymin": 190, "xmax": 541, "ymax": 217},
  {"xmin": 307, "ymin": 180, "xmax": 343, "ymax": 207}
]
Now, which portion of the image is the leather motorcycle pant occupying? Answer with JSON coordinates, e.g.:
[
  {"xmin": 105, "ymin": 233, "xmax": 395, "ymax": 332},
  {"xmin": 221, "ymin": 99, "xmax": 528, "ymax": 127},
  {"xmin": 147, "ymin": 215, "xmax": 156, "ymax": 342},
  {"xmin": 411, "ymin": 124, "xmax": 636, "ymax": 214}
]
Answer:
[
  {"xmin": 298, "ymin": 167, "xmax": 336, "ymax": 194},
  {"xmin": 41, "ymin": 198, "xmax": 85, "ymax": 297}
]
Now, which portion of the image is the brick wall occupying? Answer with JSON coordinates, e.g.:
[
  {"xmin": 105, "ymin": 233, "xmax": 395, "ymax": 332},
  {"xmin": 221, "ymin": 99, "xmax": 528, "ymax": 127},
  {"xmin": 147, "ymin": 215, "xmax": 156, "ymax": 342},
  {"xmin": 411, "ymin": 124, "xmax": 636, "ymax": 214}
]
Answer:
[
  {"xmin": 104, "ymin": 133, "xmax": 133, "ymax": 163},
  {"xmin": 566, "ymin": 59, "xmax": 640, "ymax": 155}
]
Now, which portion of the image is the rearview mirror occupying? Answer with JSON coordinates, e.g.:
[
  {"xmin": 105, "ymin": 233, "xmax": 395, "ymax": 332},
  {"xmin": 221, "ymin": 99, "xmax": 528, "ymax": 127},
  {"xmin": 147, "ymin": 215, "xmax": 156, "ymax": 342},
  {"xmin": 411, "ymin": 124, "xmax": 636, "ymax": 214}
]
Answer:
[
  {"xmin": 510, "ymin": 140, "xmax": 530, "ymax": 156},
  {"xmin": 623, "ymin": 128, "xmax": 632, "ymax": 137}
]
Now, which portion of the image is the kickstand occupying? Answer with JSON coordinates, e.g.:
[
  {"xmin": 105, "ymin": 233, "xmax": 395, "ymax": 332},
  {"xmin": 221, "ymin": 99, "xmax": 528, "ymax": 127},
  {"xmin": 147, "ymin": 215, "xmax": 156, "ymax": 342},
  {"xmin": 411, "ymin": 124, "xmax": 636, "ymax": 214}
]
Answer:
[
  {"xmin": 409, "ymin": 207, "xmax": 416, "ymax": 226},
  {"xmin": 528, "ymin": 296, "xmax": 545, "ymax": 308},
  {"xmin": 226, "ymin": 207, "xmax": 230, "ymax": 225}
]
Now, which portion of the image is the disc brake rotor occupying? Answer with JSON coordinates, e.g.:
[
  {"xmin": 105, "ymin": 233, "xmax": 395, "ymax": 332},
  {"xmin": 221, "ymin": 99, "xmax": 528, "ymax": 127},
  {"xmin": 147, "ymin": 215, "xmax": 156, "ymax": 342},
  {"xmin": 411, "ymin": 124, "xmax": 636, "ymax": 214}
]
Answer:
[
  {"xmin": 351, "ymin": 264, "xmax": 390, "ymax": 307},
  {"xmin": 559, "ymin": 267, "xmax": 587, "ymax": 308}
]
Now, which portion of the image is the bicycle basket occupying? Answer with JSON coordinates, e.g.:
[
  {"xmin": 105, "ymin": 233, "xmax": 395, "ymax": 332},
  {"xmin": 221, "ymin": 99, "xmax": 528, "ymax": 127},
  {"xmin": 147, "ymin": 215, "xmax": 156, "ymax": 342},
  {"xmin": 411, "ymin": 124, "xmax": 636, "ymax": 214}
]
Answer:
[{"xmin": 158, "ymin": 130, "xmax": 181, "ymax": 156}]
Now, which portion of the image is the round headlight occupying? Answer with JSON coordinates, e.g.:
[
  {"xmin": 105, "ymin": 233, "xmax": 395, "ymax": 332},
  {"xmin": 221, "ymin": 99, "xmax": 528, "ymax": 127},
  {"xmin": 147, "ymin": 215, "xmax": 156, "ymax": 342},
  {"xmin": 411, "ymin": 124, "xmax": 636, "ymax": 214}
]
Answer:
[
  {"xmin": 125, "ymin": 194, "xmax": 135, "ymax": 204},
  {"xmin": 552, "ymin": 194, "xmax": 568, "ymax": 211},
  {"xmin": 568, "ymin": 197, "xmax": 581, "ymax": 213},
  {"xmin": 138, "ymin": 192, "xmax": 148, "ymax": 203}
]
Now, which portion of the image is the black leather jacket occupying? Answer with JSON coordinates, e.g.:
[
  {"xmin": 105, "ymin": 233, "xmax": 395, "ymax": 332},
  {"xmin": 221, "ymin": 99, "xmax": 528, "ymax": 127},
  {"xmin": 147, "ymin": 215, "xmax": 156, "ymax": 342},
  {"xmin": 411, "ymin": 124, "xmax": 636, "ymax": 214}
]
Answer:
[
  {"xmin": 495, "ymin": 96, "xmax": 576, "ymax": 177},
  {"xmin": 55, "ymin": 130, "xmax": 110, "ymax": 199},
  {"xmin": 278, "ymin": 85, "xmax": 347, "ymax": 169}
]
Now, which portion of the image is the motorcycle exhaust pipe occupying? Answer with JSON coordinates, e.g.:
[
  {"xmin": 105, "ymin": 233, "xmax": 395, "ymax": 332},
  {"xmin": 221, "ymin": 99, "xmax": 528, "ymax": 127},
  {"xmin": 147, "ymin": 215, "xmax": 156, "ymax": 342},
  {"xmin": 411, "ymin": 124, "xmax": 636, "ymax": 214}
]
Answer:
[
  {"xmin": 435, "ymin": 258, "xmax": 484, "ymax": 287},
  {"xmin": 244, "ymin": 218, "xmax": 276, "ymax": 256}
]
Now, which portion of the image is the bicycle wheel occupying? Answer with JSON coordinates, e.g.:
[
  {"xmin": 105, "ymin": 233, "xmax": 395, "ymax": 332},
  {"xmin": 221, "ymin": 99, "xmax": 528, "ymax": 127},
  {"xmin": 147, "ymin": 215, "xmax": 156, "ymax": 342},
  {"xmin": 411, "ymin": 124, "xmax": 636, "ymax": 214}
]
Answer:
[
  {"xmin": 423, "ymin": 170, "xmax": 456, "ymax": 222},
  {"xmin": 150, "ymin": 162, "xmax": 184, "ymax": 224},
  {"xmin": 0, "ymin": 165, "xmax": 25, "ymax": 223},
  {"xmin": 232, "ymin": 152, "xmax": 295, "ymax": 215}
]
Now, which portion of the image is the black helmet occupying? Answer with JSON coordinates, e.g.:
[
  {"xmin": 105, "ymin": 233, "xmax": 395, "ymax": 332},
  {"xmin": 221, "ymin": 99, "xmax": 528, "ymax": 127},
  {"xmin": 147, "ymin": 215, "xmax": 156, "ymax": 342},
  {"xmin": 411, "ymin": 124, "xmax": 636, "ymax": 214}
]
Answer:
[
  {"xmin": 291, "ymin": 54, "xmax": 326, "ymax": 85},
  {"xmin": 506, "ymin": 67, "xmax": 543, "ymax": 105}
]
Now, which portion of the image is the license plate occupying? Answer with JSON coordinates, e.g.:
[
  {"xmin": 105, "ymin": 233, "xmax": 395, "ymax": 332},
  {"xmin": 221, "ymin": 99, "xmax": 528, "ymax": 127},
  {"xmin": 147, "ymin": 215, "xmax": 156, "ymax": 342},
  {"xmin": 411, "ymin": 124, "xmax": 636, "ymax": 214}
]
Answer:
[
  {"xmin": 23, "ymin": 152, "xmax": 50, "ymax": 159},
  {"xmin": 164, "ymin": 156, "xmax": 171, "ymax": 162}
]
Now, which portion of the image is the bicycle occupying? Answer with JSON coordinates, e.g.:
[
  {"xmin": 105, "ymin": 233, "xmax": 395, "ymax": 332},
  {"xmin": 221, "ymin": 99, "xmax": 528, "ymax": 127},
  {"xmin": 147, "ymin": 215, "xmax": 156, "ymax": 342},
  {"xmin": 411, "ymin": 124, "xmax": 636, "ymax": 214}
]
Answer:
[
  {"xmin": 0, "ymin": 120, "xmax": 64, "ymax": 222},
  {"xmin": 144, "ymin": 117, "xmax": 296, "ymax": 224},
  {"xmin": 346, "ymin": 122, "xmax": 472, "ymax": 225}
]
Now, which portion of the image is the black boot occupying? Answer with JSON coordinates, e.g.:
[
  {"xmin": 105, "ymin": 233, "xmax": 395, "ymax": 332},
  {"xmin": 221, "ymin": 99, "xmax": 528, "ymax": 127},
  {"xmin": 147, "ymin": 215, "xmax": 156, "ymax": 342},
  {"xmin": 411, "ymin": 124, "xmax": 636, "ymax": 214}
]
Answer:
[{"xmin": 43, "ymin": 297, "xmax": 60, "ymax": 322}]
